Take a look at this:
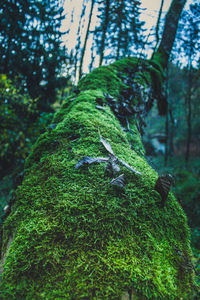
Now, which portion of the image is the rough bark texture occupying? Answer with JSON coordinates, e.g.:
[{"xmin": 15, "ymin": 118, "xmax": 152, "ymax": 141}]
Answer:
[
  {"xmin": 0, "ymin": 57, "xmax": 195, "ymax": 299},
  {"xmin": 99, "ymin": 0, "xmax": 110, "ymax": 66},
  {"xmin": 78, "ymin": 0, "xmax": 95, "ymax": 80},
  {"xmin": 152, "ymin": 0, "xmax": 165, "ymax": 56},
  {"xmin": 155, "ymin": 0, "xmax": 187, "ymax": 68}
]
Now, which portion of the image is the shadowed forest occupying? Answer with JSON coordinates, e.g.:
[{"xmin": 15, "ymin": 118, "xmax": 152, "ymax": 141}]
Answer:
[{"xmin": 0, "ymin": 0, "xmax": 200, "ymax": 299}]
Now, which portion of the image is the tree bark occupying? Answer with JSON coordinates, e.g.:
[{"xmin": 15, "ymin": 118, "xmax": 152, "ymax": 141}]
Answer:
[
  {"xmin": 3, "ymin": 35, "xmax": 12, "ymax": 74},
  {"xmin": 0, "ymin": 0, "xmax": 195, "ymax": 299},
  {"xmin": 116, "ymin": 1, "xmax": 123, "ymax": 60},
  {"xmin": 185, "ymin": 60, "xmax": 192, "ymax": 165},
  {"xmin": 152, "ymin": 0, "xmax": 165, "ymax": 57},
  {"xmin": 154, "ymin": 0, "xmax": 187, "ymax": 69},
  {"xmin": 78, "ymin": 0, "xmax": 95, "ymax": 80},
  {"xmin": 99, "ymin": 0, "xmax": 110, "ymax": 66},
  {"xmin": 74, "ymin": 0, "xmax": 87, "ymax": 79}
]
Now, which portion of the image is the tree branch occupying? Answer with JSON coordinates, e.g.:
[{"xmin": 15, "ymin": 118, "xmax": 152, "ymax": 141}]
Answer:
[{"xmin": 154, "ymin": 0, "xmax": 187, "ymax": 69}]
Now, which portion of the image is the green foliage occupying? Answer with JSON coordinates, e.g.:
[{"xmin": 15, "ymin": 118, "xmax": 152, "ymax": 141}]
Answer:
[
  {"xmin": 175, "ymin": 167, "xmax": 200, "ymax": 249},
  {"xmin": 0, "ymin": 0, "xmax": 68, "ymax": 111},
  {"xmin": 0, "ymin": 74, "xmax": 52, "ymax": 219},
  {"xmin": 193, "ymin": 248, "xmax": 200, "ymax": 291},
  {"xmin": 78, "ymin": 65, "xmax": 125, "ymax": 98},
  {"xmin": 0, "ymin": 75, "xmax": 36, "ymax": 165}
]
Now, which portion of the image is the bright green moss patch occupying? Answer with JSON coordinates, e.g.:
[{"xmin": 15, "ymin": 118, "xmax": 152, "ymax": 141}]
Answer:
[
  {"xmin": 111, "ymin": 57, "xmax": 139, "ymax": 71},
  {"xmin": 78, "ymin": 66, "xmax": 126, "ymax": 98},
  {"xmin": 0, "ymin": 57, "xmax": 195, "ymax": 299}
]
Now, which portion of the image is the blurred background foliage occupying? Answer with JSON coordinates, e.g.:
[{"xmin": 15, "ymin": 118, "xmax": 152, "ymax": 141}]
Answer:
[
  {"xmin": 143, "ymin": 60, "xmax": 200, "ymax": 285},
  {"xmin": 0, "ymin": 0, "xmax": 199, "ymax": 286},
  {"xmin": 0, "ymin": 74, "xmax": 53, "ymax": 213}
]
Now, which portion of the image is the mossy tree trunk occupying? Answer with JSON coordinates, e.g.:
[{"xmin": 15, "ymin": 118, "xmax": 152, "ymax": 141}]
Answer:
[{"xmin": 0, "ymin": 0, "xmax": 196, "ymax": 299}]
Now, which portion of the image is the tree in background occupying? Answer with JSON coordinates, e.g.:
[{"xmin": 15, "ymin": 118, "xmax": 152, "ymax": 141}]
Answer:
[
  {"xmin": 78, "ymin": 0, "xmax": 95, "ymax": 80},
  {"xmin": 73, "ymin": 0, "xmax": 88, "ymax": 79},
  {"xmin": 0, "ymin": 0, "xmax": 72, "ymax": 221},
  {"xmin": 94, "ymin": 0, "xmax": 145, "ymax": 63},
  {"xmin": 152, "ymin": 0, "xmax": 165, "ymax": 56},
  {"xmin": 0, "ymin": 73, "xmax": 53, "ymax": 229},
  {"xmin": 141, "ymin": 0, "xmax": 200, "ymax": 256},
  {"xmin": 0, "ymin": 0, "xmax": 69, "ymax": 111},
  {"xmin": 96, "ymin": 0, "xmax": 110, "ymax": 66},
  {"xmin": 163, "ymin": 1, "xmax": 200, "ymax": 164},
  {"xmin": 179, "ymin": 3, "xmax": 200, "ymax": 164}
]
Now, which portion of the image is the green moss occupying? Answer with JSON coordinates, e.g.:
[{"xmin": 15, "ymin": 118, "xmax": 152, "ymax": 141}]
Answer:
[
  {"xmin": 125, "ymin": 119, "xmax": 145, "ymax": 156},
  {"xmin": 152, "ymin": 50, "xmax": 168, "ymax": 71},
  {"xmin": 78, "ymin": 66, "xmax": 126, "ymax": 98},
  {"xmin": 111, "ymin": 57, "xmax": 139, "ymax": 71},
  {"xmin": 0, "ymin": 57, "xmax": 195, "ymax": 299}
]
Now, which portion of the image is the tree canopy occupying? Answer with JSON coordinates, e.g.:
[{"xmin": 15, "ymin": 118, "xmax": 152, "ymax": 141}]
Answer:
[{"xmin": 0, "ymin": 0, "xmax": 68, "ymax": 111}]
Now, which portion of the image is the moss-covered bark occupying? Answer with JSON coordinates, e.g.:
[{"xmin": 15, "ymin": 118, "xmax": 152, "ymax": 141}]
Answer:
[{"xmin": 0, "ymin": 57, "xmax": 195, "ymax": 299}]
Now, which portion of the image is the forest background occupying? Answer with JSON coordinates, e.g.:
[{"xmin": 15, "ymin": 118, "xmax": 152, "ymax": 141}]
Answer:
[{"xmin": 0, "ymin": 0, "xmax": 200, "ymax": 287}]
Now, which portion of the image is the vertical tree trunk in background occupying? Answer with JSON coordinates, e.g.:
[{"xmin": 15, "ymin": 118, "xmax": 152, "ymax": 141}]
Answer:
[
  {"xmin": 74, "ymin": 0, "xmax": 87, "ymax": 79},
  {"xmin": 3, "ymin": 36, "xmax": 12, "ymax": 74},
  {"xmin": 99, "ymin": 0, "xmax": 110, "ymax": 66},
  {"xmin": 78, "ymin": 0, "xmax": 95, "ymax": 80},
  {"xmin": 154, "ymin": 0, "xmax": 186, "ymax": 161},
  {"xmin": 164, "ymin": 107, "xmax": 169, "ymax": 165},
  {"xmin": 0, "ymin": 0, "xmax": 195, "ymax": 299},
  {"xmin": 155, "ymin": 0, "xmax": 187, "ymax": 67},
  {"xmin": 185, "ymin": 61, "xmax": 192, "ymax": 165},
  {"xmin": 89, "ymin": 40, "xmax": 95, "ymax": 71},
  {"xmin": 74, "ymin": 35, "xmax": 81, "ymax": 79},
  {"xmin": 164, "ymin": 66, "xmax": 169, "ymax": 165},
  {"xmin": 116, "ymin": 2, "xmax": 123, "ymax": 60},
  {"xmin": 152, "ymin": 0, "xmax": 165, "ymax": 56},
  {"xmin": 169, "ymin": 107, "xmax": 175, "ymax": 155}
]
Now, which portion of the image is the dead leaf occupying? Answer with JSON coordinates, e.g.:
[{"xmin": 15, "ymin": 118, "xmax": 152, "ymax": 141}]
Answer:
[
  {"xmin": 96, "ymin": 105, "xmax": 106, "ymax": 111},
  {"xmin": 100, "ymin": 135, "xmax": 114, "ymax": 155},
  {"xmin": 99, "ymin": 134, "xmax": 143, "ymax": 176},
  {"xmin": 110, "ymin": 174, "xmax": 125, "ymax": 189},
  {"xmin": 75, "ymin": 156, "xmax": 108, "ymax": 169},
  {"xmin": 154, "ymin": 174, "xmax": 175, "ymax": 206}
]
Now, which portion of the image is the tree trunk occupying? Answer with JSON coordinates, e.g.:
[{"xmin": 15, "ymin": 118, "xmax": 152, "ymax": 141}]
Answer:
[
  {"xmin": 116, "ymin": 2, "xmax": 123, "ymax": 60},
  {"xmin": 3, "ymin": 35, "xmax": 12, "ymax": 74},
  {"xmin": 154, "ymin": 0, "xmax": 187, "ymax": 68},
  {"xmin": 99, "ymin": 0, "xmax": 110, "ymax": 66},
  {"xmin": 152, "ymin": 0, "xmax": 165, "ymax": 57},
  {"xmin": 169, "ymin": 107, "xmax": 175, "ymax": 155},
  {"xmin": 164, "ymin": 106, "xmax": 169, "ymax": 165},
  {"xmin": 78, "ymin": 0, "xmax": 95, "ymax": 80},
  {"xmin": 74, "ymin": 0, "xmax": 87, "ymax": 79},
  {"xmin": 185, "ymin": 63, "xmax": 192, "ymax": 165},
  {"xmin": 0, "ymin": 0, "xmax": 195, "ymax": 299}
]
